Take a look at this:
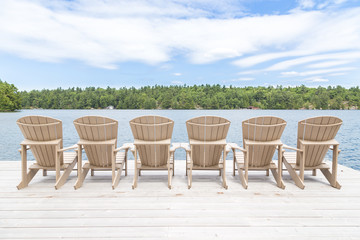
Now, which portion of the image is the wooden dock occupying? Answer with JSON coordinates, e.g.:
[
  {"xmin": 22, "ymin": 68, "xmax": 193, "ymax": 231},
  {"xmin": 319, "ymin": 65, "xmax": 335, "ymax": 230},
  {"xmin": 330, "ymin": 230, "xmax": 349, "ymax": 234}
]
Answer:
[{"xmin": 1, "ymin": 160, "xmax": 360, "ymax": 239}]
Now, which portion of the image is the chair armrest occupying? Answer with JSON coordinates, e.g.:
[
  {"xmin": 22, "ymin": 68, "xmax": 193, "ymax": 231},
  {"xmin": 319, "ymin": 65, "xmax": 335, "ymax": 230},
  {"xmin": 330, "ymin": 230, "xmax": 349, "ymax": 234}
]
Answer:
[
  {"xmin": 283, "ymin": 144, "xmax": 303, "ymax": 152},
  {"xmin": 58, "ymin": 144, "xmax": 78, "ymax": 152},
  {"xmin": 227, "ymin": 143, "xmax": 246, "ymax": 153},
  {"xmin": 18, "ymin": 146, "xmax": 31, "ymax": 152},
  {"xmin": 170, "ymin": 143, "xmax": 183, "ymax": 153},
  {"xmin": 114, "ymin": 143, "xmax": 133, "ymax": 153},
  {"xmin": 181, "ymin": 143, "xmax": 191, "ymax": 152},
  {"xmin": 329, "ymin": 147, "xmax": 341, "ymax": 153}
]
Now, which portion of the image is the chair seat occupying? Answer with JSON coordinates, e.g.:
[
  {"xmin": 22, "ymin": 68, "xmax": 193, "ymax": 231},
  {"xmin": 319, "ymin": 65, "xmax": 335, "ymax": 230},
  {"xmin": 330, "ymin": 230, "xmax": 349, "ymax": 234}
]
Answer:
[
  {"xmin": 137, "ymin": 155, "xmax": 174, "ymax": 170},
  {"xmin": 83, "ymin": 151, "xmax": 126, "ymax": 170},
  {"xmin": 283, "ymin": 152, "xmax": 330, "ymax": 170},
  {"xmin": 29, "ymin": 152, "xmax": 77, "ymax": 170},
  {"xmin": 235, "ymin": 152, "xmax": 277, "ymax": 169},
  {"xmin": 187, "ymin": 158, "xmax": 224, "ymax": 170}
]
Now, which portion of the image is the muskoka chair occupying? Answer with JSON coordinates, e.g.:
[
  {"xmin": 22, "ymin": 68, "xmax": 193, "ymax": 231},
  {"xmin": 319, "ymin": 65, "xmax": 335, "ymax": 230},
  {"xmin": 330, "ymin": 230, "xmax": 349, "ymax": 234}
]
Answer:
[
  {"xmin": 230, "ymin": 116, "xmax": 286, "ymax": 189},
  {"xmin": 129, "ymin": 116, "xmax": 175, "ymax": 189},
  {"xmin": 73, "ymin": 116, "xmax": 129, "ymax": 189},
  {"xmin": 283, "ymin": 116, "xmax": 342, "ymax": 189},
  {"xmin": 184, "ymin": 116, "xmax": 230, "ymax": 189},
  {"xmin": 16, "ymin": 116, "xmax": 77, "ymax": 190}
]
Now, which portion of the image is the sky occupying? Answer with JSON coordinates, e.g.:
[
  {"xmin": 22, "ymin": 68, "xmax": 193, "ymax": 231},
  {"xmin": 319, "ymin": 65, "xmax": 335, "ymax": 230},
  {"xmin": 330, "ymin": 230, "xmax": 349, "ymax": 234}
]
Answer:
[{"xmin": 0, "ymin": 0, "xmax": 360, "ymax": 91}]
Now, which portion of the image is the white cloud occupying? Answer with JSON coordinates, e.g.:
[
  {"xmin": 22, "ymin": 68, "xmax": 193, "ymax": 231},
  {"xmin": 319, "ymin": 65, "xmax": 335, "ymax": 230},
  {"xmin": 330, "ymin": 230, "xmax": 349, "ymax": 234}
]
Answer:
[
  {"xmin": 328, "ymin": 72, "xmax": 346, "ymax": 76},
  {"xmin": 237, "ymin": 70, "xmax": 260, "ymax": 75},
  {"xmin": 171, "ymin": 80, "xmax": 183, "ymax": 85},
  {"xmin": 0, "ymin": 0, "xmax": 359, "ymax": 71},
  {"xmin": 224, "ymin": 77, "xmax": 255, "ymax": 83},
  {"xmin": 173, "ymin": 73, "xmax": 182, "ymax": 76},
  {"xmin": 281, "ymin": 67, "xmax": 355, "ymax": 77},
  {"xmin": 303, "ymin": 76, "xmax": 329, "ymax": 82},
  {"xmin": 306, "ymin": 60, "xmax": 351, "ymax": 68},
  {"xmin": 298, "ymin": 0, "xmax": 315, "ymax": 9},
  {"xmin": 267, "ymin": 52, "xmax": 360, "ymax": 71}
]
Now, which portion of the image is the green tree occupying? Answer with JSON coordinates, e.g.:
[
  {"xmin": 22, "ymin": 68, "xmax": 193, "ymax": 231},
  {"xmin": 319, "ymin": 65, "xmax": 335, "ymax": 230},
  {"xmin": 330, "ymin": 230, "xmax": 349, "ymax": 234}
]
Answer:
[{"xmin": 0, "ymin": 80, "xmax": 21, "ymax": 111}]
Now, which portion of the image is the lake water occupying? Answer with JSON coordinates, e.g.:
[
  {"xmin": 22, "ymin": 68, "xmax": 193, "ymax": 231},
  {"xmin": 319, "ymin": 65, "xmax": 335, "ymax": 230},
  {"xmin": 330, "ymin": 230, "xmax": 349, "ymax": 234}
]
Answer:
[{"xmin": 1, "ymin": 109, "xmax": 359, "ymax": 170}]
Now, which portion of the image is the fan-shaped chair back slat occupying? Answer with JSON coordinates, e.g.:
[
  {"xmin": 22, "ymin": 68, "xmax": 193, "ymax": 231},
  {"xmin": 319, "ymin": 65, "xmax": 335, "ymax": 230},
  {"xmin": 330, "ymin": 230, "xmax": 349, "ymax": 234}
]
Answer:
[
  {"xmin": 74, "ymin": 116, "xmax": 118, "ymax": 167},
  {"xmin": 186, "ymin": 116, "xmax": 230, "ymax": 167},
  {"xmin": 130, "ymin": 116, "xmax": 174, "ymax": 167},
  {"xmin": 296, "ymin": 116, "xmax": 342, "ymax": 167},
  {"xmin": 17, "ymin": 116, "xmax": 63, "ymax": 167},
  {"xmin": 242, "ymin": 116, "xmax": 286, "ymax": 167}
]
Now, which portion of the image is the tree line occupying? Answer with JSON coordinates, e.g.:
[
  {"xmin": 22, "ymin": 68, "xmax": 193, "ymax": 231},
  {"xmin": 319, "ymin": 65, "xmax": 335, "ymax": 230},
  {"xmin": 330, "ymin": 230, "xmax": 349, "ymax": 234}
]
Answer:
[
  {"xmin": 18, "ymin": 84, "xmax": 360, "ymax": 110},
  {"xmin": 0, "ymin": 80, "xmax": 21, "ymax": 111}
]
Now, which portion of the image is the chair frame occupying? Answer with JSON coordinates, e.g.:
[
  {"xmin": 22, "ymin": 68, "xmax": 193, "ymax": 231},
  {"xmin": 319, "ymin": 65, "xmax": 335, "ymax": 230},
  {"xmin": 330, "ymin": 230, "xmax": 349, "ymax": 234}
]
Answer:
[
  {"xmin": 17, "ymin": 116, "xmax": 78, "ymax": 190},
  {"xmin": 130, "ymin": 116, "xmax": 175, "ymax": 189},
  {"xmin": 185, "ymin": 116, "xmax": 230, "ymax": 189},
  {"xmin": 230, "ymin": 116, "xmax": 286, "ymax": 189},
  {"xmin": 283, "ymin": 140, "xmax": 341, "ymax": 189},
  {"xmin": 73, "ymin": 116, "xmax": 128, "ymax": 190},
  {"xmin": 282, "ymin": 116, "xmax": 342, "ymax": 189}
]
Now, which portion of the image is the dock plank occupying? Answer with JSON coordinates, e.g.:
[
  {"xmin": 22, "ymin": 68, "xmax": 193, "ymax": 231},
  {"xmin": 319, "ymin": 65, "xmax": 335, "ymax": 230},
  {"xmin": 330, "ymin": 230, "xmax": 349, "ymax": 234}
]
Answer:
[{"xmin": 0, "ymin": 160, "xmax": 360, "ymax": 239}]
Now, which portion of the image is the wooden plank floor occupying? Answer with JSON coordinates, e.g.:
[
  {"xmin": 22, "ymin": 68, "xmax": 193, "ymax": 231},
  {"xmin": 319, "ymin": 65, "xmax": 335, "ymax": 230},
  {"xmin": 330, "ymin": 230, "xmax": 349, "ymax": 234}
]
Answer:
[{"xmin": 1, "ymin": 160, "xmax": 360, "ymax": 239}]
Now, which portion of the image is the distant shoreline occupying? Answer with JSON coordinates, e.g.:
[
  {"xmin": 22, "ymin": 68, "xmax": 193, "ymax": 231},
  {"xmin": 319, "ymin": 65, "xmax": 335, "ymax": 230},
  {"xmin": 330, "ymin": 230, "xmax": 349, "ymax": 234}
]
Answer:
[{"xmin": 18, "ymin": 85, "xmax": 360, "ymax": 110}]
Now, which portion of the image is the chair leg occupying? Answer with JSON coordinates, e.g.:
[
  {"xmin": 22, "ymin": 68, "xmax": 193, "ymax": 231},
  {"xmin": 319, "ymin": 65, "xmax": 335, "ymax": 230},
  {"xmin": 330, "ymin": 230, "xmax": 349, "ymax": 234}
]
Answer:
[
  {"xmin": 74, "ymin": 167, "xmax": 89, "ymax": 190},
  {"xmin": 132, "ymin": 169, "xmax": 138, "ymax": 189},
  {"xmin": 283, "ymin": 157, "xmax": 305, "ymax": 189},
  {"xmin": 55, "ymin": 157, "xmax": 77, "ymax": 190},
  {"xmin": 312, "ymin": 169, "xmax": 316, "ymax": 176},
  {"xmin": 125, "ymin": 153, "xmax": 128, "ymax": 177},
  {"xmin": 91, "ymin": 169, "xmax": 94, "ymax": 176},
  {"xmin": 270, "ymin": 168, "xmax": 285, "ymax": 189},
  {"xmin": 168, "ymin": 166, "xmax": 172, "ymax": 189},
  {"xmin": 238, "ymin": 168, "xmax": 248, "ymax": 189},
  {"xmin": 187, "ymin": 163, "xmax": 192, "ymax": 189},
  {"xmin": 233, "ymin": 154, "xmax": 236, "ymax": 176},
  {"xmin": 112, "ymin": 163, "xmax": 124, "ymax": 190},
  {"xmin": 222, "ymin": 168, "xmax": 228, "ymax": 189},
  {"xmin": 17, "ymin": 169, "xmax": 39, "ymax": 190},
  {"xmin": 43, "ymin": 169, "xmax": 47, "ymax": 176},
  {"xmin": 173, "ymin": 157, "xmax": 175, "ymax": 177},
  {"xmin": 266, "ymin": 169, "xmax": 269, "ymax": 176},
  {"xmin": 320, "ymin": 169, "xmax": 341, "ymax": 189}
]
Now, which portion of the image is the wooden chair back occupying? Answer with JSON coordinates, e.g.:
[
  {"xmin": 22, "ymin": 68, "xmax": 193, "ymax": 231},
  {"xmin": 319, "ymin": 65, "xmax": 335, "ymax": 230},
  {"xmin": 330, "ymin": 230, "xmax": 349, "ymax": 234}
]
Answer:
[
  {"xmin": 130, "ymin": 116, "xmax": 174, "ymax": 167},
  {"xmin": 74, "ymin": 116, "xmax": 118, "ymax": 167},
  {"xmin": 17, "ymin": 116, "xmax": 63, "ymax": 167},
  {"xmin": 242, "ymin": 116, "xmax": 286, "ymax": 167},
  {"xmin": 186, "ymin": 116, "xmax": 230, "ymax": 167},
  {"xmin": 296, "ymin": 116, "xmax": 342, "ymax": 167}
]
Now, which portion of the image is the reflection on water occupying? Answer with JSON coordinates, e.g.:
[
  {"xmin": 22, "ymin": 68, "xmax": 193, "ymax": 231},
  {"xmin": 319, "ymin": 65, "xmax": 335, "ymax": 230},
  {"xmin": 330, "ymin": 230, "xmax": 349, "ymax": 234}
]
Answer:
[{"xmin": 1, "ymin": 109, "xmax": 359, "ymax": 170}]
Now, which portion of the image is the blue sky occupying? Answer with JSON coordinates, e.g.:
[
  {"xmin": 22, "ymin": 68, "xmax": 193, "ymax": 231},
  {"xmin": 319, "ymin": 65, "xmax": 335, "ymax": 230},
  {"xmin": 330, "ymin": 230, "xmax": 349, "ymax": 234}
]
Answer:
[{"xmin": 0, "ymin": 0, "xmax": 360, "ymax": 91}]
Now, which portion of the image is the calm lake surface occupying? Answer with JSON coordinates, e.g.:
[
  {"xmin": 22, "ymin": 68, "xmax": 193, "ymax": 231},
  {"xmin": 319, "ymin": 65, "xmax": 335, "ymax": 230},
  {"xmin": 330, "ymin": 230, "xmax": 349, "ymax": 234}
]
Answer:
[{"xmin": 1, "ymin": 109, "xmax": 359, "ymax": 170}]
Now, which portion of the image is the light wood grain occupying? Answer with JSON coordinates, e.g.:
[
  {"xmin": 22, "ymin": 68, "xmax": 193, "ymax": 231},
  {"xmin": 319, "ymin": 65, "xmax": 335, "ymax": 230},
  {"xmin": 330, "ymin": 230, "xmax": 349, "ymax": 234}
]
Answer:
[
  {"xmin": 1, "ymin": 160, "xmax": 360, "ymax": 239},
  {"xmin": 16, "ymin": 116, "xmax": 77, "ymax": 190},
  {"xmin": 283, "ymin": 116, "xmax": 342, "ymax": 189},
  {"xmin": 129, "ymin": 116, "xmax": 174, "ymax": 189},
  {"xmin": 73, "ymin": 116, "xmax": 128, "ymax": 189},
  {"xmin": 232, "ymin": 116, "xmax": 286, "ymax": 189},
  {"xmin": 186, "ymin": 116, "xmax": 230, "ymax": 189}
]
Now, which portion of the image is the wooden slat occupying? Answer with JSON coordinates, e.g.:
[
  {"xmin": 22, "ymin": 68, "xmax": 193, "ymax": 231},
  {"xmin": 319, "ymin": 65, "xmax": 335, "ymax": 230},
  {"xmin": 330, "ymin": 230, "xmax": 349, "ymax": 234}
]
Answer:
[
  {"xmin": 130, "ymin": 116, "xmax": 174, "ymax": 168},
  {"xmin": 1, "ymin": 160, "xmax": 359, "ymax": 239}
]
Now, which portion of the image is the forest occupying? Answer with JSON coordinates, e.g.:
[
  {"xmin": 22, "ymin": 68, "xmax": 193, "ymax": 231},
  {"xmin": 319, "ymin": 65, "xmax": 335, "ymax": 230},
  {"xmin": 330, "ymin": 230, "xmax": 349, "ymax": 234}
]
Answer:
[
  {"xmin": 0, "ymin": 80, "xmax": 21, "ymax": 112},
  {"xmin": 18, "ymin": 84, "xmax": 360, "ymax": 110}
]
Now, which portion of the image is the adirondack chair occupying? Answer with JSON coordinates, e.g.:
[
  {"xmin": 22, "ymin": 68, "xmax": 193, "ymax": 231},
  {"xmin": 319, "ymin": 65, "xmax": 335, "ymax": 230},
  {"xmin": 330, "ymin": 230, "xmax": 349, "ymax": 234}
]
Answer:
[
  {"xmin": 283, "ymin": 116, "xmax": 342, "ymax": 189},
  {"xmin": 185, "ymin": 116, "xmax": 230, "ymax": 189},
  {"xmin": 129, "ymin": 116, "xmax": 175, "ymax": 189},
  {"xmin": 73, "ymin": 116, "xmax": 129, "ymax": 189},
  {"xmin": 16, "ymin": 116, "xmax": 77, "ymax": 189},
  {"xmin": 230, "ymin": 116, "xmax": 286, "ymax": 189}
]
